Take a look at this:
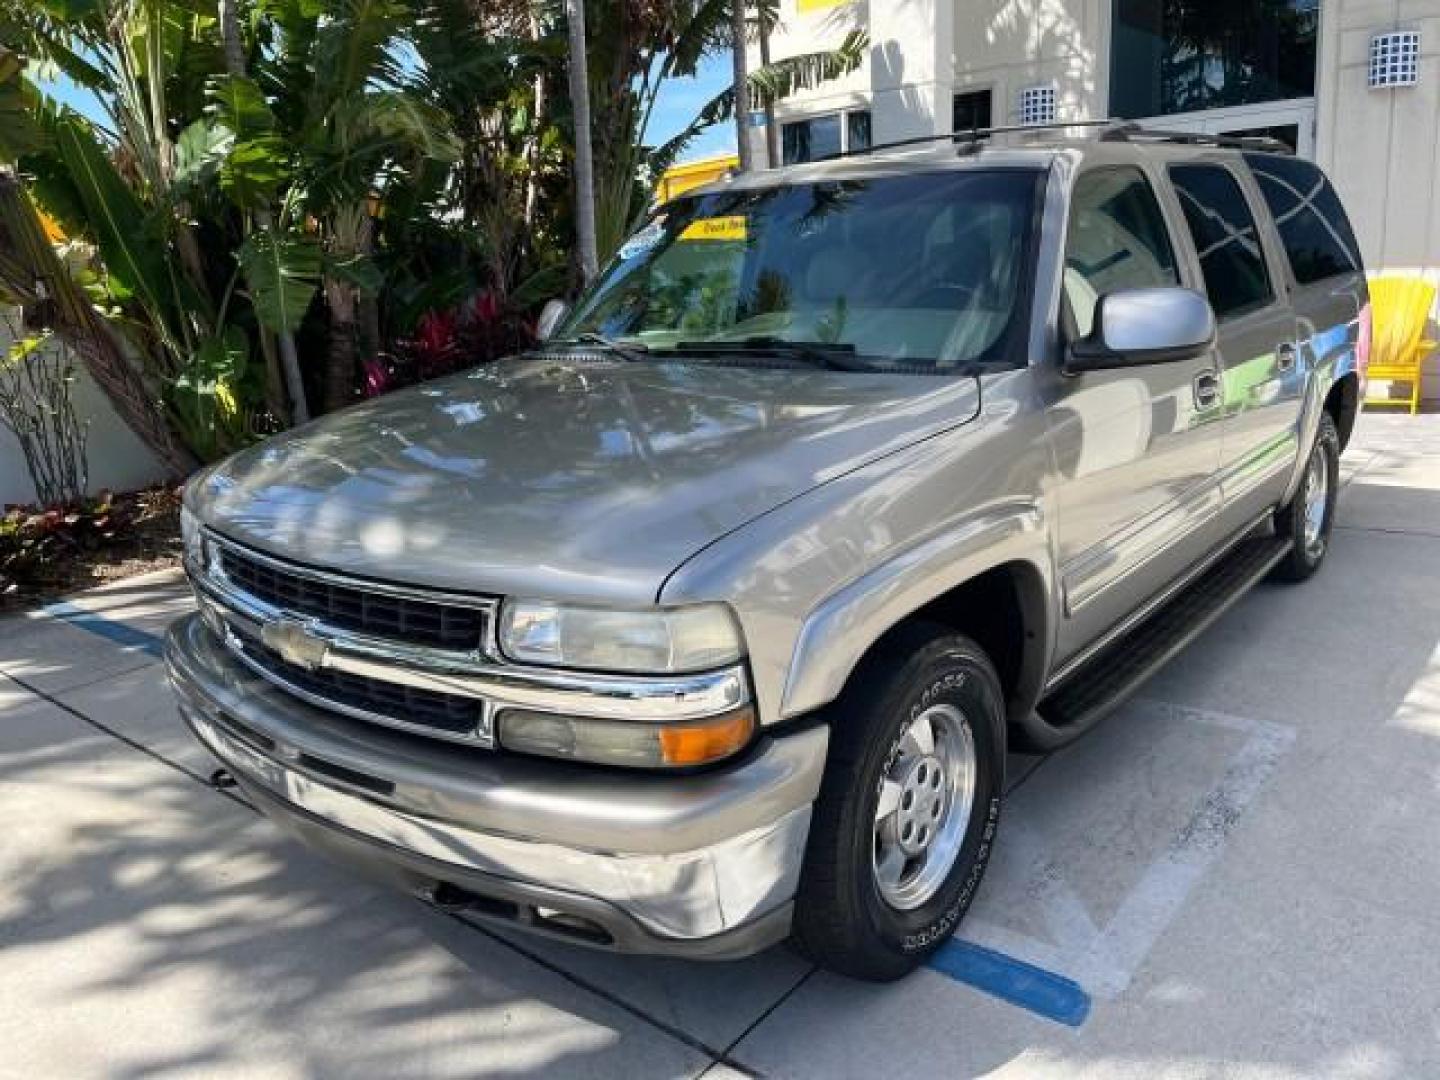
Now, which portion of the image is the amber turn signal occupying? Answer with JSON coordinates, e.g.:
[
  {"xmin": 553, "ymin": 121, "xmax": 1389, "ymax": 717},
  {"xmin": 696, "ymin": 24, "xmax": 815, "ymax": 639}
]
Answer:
[{"xmin": 658, "ymin": 707, "xmax": 756, "ymax": 766}]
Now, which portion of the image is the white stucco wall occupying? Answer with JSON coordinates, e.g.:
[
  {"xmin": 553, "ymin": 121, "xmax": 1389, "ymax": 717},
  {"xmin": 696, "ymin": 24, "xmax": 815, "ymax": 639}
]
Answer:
[
  {"xmin": 1315, "ymin": 0, "xmax": 1440, "ymax": 399},
  {"xmin": 0, "ymin": 315, "xmax": 168, "ymax": 506},
  {"xmin": 951, "ymin": 0, "xmax": 1108, "ymax": 126}
]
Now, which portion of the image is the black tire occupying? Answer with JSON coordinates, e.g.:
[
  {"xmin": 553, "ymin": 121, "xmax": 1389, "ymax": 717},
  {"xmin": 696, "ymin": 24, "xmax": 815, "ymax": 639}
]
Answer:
[
  {"xmin": 792, "ymin": 623, "xmax": 1005, "ymax": 981},
  {"xmin": 1272, "ymin": 412, "xmax": 1340, "ymax": 582}
]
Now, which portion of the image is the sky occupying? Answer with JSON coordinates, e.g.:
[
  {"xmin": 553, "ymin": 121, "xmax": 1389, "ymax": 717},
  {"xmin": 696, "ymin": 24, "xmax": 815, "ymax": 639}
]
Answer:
[
  {"xmin": 42, "ymin": 47, "xmax": 740, "ymax": 165},
  {"xmin": 643, "ymin": 52, "xmax": 739, "ymax": 162}
]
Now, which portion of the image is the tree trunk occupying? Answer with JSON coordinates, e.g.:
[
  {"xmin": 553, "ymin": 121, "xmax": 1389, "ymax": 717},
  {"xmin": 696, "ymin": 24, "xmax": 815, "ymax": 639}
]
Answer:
[
  {"xmin": 566, "ymin": 0, "xmax": 599, "ymax": 282},
  {"xmin": 522, "ymin": 9, "xmax": 546, "ymax": 236},
  {"xmin": 322, "ymin": 275, "xmax": 357, "ymax": 414},
  {"xmin": 759, "ymin": 14, "xmax": 778, "ymax": 168},
  {"xmin": 731, "ymin": 0, "xmax": 752, "ymax": 172},
  {"xmin": 218, "ymin": 0, "xmax": 309, "ymax": 426}
]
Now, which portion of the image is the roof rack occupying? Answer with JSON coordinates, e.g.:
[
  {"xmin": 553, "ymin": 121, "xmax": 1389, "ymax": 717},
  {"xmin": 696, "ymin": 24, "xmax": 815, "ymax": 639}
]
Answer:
[
  {"xmin": 1099, "ymin": 123, "xmax": 1295, "ymax": 155},
  {"xmin": 805, "ymin": 119, "xmax": 1119, "ymax": 164},
  {"xmin": 797, "ymin": 119, "xmax": 1294, "ymax": 165}
]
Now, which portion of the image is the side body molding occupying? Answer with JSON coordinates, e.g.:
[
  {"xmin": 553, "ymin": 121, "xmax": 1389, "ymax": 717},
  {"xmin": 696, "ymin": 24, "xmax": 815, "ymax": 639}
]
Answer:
[{"xmin": 780, "ymin": 502, "xmax": 1053, "ymax": 720}]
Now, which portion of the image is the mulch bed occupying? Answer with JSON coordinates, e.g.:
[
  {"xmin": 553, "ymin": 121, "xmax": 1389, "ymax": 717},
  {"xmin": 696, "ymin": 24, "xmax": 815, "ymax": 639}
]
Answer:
[{"xmin": 0, "ymin": 486, "xmax": 184, "ymax": 612}]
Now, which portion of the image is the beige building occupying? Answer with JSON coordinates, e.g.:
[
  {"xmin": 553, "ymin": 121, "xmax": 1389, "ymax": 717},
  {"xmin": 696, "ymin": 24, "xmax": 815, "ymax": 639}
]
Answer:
[{"xmin": 750, "ymin": 0, "xmax": 1440, "ymax": 398}]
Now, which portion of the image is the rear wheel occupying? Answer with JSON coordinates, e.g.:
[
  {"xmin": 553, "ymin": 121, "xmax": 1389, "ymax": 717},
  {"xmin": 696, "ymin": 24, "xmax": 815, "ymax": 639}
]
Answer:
[
  {"xmin": 1273, "ymin": 412, "xmax": 1339, "ymax": 582},
  {"xmin": 793, "ymin": 625, "xmax": 1004, "ymax": 981}
]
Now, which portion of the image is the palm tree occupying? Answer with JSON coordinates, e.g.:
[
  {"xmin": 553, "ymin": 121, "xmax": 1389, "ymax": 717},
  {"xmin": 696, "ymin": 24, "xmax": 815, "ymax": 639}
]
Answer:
[
  {"xmin": 566, "ymin": 0, "xmax": 599, "ymax": 281},
  {"xmin": 731, "ymin": 0, "xmax": 751, "ymax": 171}
]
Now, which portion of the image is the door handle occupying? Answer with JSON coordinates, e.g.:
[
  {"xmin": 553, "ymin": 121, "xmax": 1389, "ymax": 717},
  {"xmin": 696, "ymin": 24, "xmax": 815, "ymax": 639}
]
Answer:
[
  {"xmin": 1193, "ymin": 369, "xmax": 1221, "ymax": 410},
  {"xmin": 1277, "ymin": 342, "xmax": 1298, "ymax": 372}
]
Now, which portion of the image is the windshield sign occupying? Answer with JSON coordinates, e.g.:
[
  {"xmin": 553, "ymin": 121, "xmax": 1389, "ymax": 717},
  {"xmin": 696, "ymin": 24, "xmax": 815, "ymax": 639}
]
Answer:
[{"xmin": 560, "ymin": 169, "xmax": 1044, "ymax": 373}]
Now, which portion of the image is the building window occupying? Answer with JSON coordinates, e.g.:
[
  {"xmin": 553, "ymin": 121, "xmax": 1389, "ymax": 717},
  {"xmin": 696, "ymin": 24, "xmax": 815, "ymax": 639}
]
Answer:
[
  {"xmin": 1111, "ymin": 0, "xmax": 1318, "ymax": 119},
  {"xmin": 1018, "ymin": 84, "xmax": 1057, "ymax": 126},
  {"xmin": 1370, "ymin": 31, "xmax": 1420, "ymax": 89},
  {"xmin": 1168, "ymin": 164, "xmax": 1274, "ymax": 321},
  {"xmin": 953, "ymin": 88, "xmax": 993, "ymax": 134},
  {"xmin": 782, "ymin": 109, "xmax": 870, "ymax": 164}
]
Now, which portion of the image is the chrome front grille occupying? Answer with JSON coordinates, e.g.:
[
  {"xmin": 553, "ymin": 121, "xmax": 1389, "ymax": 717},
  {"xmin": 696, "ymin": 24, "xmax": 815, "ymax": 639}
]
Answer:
[
  {"xmin": 216, "ymin": 544, "xmax": 490, "ymax": 652},
  {"xmin": 233, "ymin": 635, "xmax": 482, "ymax": 735},
  {"xmin": 188, "ymin": 529, "xmax": 750, "ymax": 753},
  {"xmin": 197, "ymin": 533, "xmax": 499, "ymax": 745}
]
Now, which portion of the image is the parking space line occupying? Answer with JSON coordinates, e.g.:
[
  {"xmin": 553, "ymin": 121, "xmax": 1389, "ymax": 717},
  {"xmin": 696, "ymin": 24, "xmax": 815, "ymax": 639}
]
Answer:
[
  {"xmin": 963, "ymin": 702, "xmax": 1296, "ymax": 1000},
  {"xmin": 928, "ymin": 940, "xmax": 1091, "ymax": 1027}
]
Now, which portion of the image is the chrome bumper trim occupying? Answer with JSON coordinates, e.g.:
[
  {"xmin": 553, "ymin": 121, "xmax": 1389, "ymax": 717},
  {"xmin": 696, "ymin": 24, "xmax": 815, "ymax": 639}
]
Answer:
[{"xmin": 167, "ymin": 614, "xmax": 825, "ymax": 948}]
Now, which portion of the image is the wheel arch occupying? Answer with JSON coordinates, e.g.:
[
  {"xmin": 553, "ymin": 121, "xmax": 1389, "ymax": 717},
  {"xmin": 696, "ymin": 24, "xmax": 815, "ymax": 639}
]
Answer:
[
  {"xmin": 1325, "ymin": 370, "xmax": 1360, "ymax": 453},
  {"xmin": 780, "ymin": 506, "xmax": 1054, "ymax": 726}
]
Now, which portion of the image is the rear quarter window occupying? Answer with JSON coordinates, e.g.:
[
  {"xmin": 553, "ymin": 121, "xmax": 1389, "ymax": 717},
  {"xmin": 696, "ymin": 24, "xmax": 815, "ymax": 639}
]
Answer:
[{"xmin": 1243, "ymin": 154, "xmax": 1362, "ymax": 285}]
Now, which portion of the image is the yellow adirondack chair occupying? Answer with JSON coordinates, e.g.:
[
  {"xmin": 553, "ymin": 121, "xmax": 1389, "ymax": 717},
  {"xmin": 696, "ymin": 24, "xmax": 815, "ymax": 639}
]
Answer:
[{"xmin": 1366, "ymin": 276, "xmax": 1436, "ymax": 414}]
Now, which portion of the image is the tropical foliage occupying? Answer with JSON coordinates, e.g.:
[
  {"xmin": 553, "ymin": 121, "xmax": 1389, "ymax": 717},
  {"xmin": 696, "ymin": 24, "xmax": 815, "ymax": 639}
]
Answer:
[{"xmin": 0, "ymin": 0, "xmax": 865, "ymax": 472}]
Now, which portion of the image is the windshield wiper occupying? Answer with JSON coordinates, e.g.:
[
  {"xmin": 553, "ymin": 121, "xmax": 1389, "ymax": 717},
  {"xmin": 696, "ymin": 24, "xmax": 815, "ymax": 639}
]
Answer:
[
  {"xmin": 550, "ymin": 332, "xmax": 651, "ymax": 363},
  {"xmin": 674, "ymin": 337, "xmax": 870, "ymax": 372}
]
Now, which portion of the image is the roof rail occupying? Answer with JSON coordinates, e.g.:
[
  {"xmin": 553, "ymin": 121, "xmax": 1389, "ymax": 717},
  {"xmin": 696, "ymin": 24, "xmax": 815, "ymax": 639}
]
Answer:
[
  {"xmin": 1099, "ymin": 123, "xmax": 1295, "ymax": 155},
  {"xmin": 805, "ymin": 119, "xmax": 1121, "ymax": 164},
  {"xmin": 793, "ymin": 119, "xmax": 1295, "ymax": 167}
]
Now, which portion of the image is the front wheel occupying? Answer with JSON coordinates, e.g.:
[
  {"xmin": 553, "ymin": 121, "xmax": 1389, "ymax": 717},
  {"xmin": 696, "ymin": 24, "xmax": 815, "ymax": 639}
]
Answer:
[
  {"xmin": 793, "ymin": 625, "xmax": 1005, "ymax": 981},
  {"xmin": 1272, "ymin": 412, "xmax": 1340, "ymax": 582}
]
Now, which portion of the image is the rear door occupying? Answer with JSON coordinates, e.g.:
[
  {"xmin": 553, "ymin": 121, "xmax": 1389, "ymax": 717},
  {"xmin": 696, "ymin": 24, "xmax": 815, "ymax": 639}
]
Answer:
[
  {"xmin": 1167, "ymin": 161, "xmax": 1301, "ymax": 523},
  {"xmin": 1045, "ymin": 164, "xmax": 1225, "ymax": 664}
]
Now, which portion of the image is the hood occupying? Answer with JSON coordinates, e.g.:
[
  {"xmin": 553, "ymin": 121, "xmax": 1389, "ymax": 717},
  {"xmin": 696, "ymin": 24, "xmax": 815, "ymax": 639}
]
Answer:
[{"xmin": 190, "ymin": 356, "xmax": 981, "ymax": 603}]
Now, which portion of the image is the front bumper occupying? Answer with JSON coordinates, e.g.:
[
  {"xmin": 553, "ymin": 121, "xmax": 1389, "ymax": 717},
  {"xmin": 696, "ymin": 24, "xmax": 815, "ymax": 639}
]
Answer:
[{"xmin": 166, "ymin": 614, "xmax": 828, "ymax": 958}]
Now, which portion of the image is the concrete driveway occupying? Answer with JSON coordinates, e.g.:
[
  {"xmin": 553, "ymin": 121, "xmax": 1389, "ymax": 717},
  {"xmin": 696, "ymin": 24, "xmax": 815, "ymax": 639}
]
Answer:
[{"xmin": 3, "ymin": 414, "xmax": 1439, "ymax": 1079}]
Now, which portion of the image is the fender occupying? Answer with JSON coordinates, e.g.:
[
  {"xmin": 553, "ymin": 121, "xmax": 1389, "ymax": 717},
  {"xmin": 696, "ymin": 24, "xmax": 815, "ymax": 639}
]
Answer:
[
  {"xmin": 1279, "ymin": 317, "xmax": 1363, "ymax": 508},
  {"xmin": 780, "ymin": 501, "xmax": 1054, "ymax": 720}
]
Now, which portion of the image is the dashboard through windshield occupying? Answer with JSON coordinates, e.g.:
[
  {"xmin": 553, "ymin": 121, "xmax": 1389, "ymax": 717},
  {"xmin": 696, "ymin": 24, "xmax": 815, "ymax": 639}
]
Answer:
[{"xmin": 559, "ymin": 168, "xmax": 1045, "ymax": 373}]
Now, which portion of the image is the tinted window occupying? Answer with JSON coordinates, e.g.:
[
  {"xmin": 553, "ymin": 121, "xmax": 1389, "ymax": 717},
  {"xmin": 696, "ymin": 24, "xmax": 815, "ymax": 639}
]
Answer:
[
  {"xmin": 565, "ymin": 170, "xmax": 1044, "ymax": 371},
  {"xmin": 1244, "ymin": 154, "xmax": 1361, "ymax": 285},
  {"xmin": 1064, "ymin": 168, "xmax": 1180, "ymax": 338},
  {"xmin": 1169, "ymin": 164, "xmax": 1274, "ymax": 319}
]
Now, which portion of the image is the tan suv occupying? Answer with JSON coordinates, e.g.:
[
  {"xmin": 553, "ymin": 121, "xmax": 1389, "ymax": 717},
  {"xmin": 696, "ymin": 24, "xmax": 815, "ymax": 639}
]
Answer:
[{"xmin": 168, "ymin": 125, "xmax": 1369, "ymax": 980}]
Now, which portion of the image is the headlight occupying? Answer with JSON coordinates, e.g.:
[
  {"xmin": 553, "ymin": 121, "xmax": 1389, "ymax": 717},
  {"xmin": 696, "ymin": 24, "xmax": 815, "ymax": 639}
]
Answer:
[
  {"xmin": 498, "ymin": 600, "xmax": 744, "ymax": 674},
  {"xmin": 180, "ymin": 506, "xmax": 206, "ymax": 570}
]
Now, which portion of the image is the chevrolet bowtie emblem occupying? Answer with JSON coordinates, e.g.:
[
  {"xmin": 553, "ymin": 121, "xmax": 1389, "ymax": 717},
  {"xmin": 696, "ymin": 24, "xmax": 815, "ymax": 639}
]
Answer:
[{"xmin": 260, "ymin": 617, "xmax": 329, "ymax": 672}]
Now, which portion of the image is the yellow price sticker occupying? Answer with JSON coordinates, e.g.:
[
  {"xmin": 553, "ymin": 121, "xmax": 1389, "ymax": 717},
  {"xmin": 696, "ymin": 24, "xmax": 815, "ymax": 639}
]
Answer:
[{"xmin": 680, "ymin": 216, "xmax": 748, "ymax": 242}]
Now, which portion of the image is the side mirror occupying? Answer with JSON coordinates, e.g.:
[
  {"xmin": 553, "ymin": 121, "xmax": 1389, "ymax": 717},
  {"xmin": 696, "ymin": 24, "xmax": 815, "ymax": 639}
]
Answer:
[
  {"xmin": 1065, "ymin": 287, "xmax": 1216, "ymax": 374},
  {"xmin": 536, "ymin": 298, "xmax": 570, "ymax": 342}
]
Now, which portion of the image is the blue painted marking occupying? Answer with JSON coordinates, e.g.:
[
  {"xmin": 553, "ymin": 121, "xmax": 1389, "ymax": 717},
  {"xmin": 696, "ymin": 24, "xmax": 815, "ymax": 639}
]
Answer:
[
  {"xmin": 928, "ymin": 939, "xmax": 1092, "ymax": 1027},
  {"xmin": 41, "ymin": 601, "xmax": 165, "ymax": 659}
]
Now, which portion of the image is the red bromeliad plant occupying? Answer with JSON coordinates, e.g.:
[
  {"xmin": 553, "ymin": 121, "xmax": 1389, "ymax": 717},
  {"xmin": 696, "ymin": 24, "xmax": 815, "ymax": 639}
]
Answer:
[{"xmin": 368, "ymin": 289, "xmax": 536, "ymax": 398}]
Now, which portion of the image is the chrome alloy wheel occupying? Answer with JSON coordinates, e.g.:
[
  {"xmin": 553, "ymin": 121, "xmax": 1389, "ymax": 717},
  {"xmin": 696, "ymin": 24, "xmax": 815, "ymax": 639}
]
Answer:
[
  {"xmin": 872, "ymin": 703, "xmax": 978, "ymax": 911},
  {"xmin": 1302, "ymin": 443, "xmax": 1330, "ymax": 558}
]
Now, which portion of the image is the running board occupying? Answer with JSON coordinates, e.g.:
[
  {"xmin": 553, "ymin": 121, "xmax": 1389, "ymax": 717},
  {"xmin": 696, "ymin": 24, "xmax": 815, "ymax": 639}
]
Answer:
[{"xmin": 1037, "ymin": 533, "xmax": 1290, "ymax": 732}]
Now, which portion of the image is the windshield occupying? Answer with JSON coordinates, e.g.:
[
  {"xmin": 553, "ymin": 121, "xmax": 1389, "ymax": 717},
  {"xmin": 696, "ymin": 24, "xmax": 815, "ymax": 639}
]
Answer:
[{"xmin": 559, "ymin": 168, "xmax": 1045, "ymax": 373}]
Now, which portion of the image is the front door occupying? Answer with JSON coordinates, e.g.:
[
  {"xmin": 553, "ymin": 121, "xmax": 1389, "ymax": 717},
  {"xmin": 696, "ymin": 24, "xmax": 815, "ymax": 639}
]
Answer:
[
  {"xmin": 1167, "ymin": 161, "xmax": 1302, "ymax": 521},
  {"xmin": 1044, "ymin": 165, "xmax": 1225, "ymax": 666}
]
